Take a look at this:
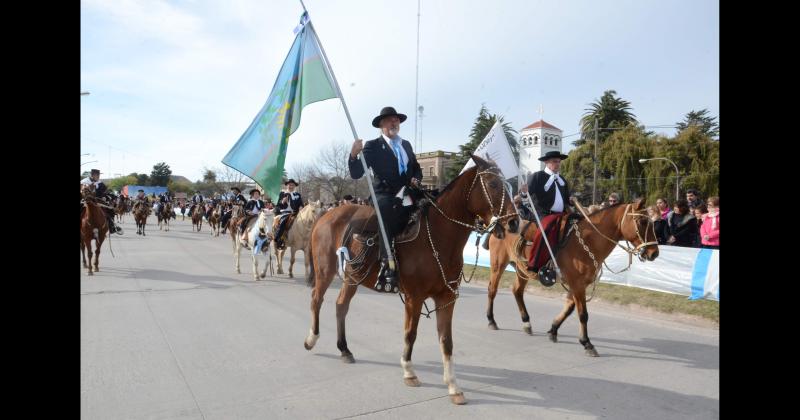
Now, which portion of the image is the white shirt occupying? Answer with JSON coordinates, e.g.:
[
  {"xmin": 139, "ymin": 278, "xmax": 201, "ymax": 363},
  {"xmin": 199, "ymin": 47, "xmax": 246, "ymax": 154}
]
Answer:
[
  {"xmin": 382, "ymin": 134, "xmax": 409, "ymax": 168},
  {"xmin": 543, "ymin": 167, "xmax": 565, "ymax": 213},
  {"xmin": 80, "ymin": 177, "xmax": 96, "ymax": 186}
]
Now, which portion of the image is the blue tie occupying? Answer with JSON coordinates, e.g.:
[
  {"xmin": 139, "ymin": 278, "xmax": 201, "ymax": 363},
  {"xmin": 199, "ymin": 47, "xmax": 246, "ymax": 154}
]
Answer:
[{"xmin": 392, "ymin": 141, "xmax": 406, "ymax": 175}]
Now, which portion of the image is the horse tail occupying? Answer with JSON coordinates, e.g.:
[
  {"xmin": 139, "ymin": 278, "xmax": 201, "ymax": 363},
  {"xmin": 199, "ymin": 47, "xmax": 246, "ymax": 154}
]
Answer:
[{"xmin": 306, "ymin": 235, "xmax": 316, "ymax": 287}]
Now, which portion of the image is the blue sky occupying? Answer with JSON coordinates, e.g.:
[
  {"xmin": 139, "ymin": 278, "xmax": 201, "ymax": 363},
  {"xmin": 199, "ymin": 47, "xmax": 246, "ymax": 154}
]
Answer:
[{"xmin": 81, "ymin": 0, "xmax": 718, "ymax": 182}]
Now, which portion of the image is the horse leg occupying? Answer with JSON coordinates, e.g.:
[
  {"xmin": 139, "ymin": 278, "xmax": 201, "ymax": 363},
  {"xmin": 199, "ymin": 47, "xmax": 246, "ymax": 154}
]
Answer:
[
  {"xmin": 401, "ymin": 296, "xmax": 424, "ymax": 387},
  {"xmin": 434, "ymin": 293, "xmax": 465, "ymax": 405},
  {"xmin": 233, "ymin": 236, "xmax": 241, "ymax": 274},
  {"xmin": 85, "ymin": 238, "xmax": 94, "ymax": 276},
  {"xmin": 93, "ymin": 238, "xmax": 102, "ymax": 273},
  {"xmin": 572, "ymin": 288, "xmax": 598, "ymax": 357},
  {"xmin": 276, "ymin": 248, "xmax": 284, "ymax": 274},
  {"xmin": 304, "ymin": 249, "xmax": 336, "ymax": 351},
  {"xmin": 288, "ymin": 247, "xmax": 296, "ymax": 278},
  {"xmin": 548, "ymin": 292, "xmax": 575, "ymax": 343},
  {"xmin": 335, "ymin": 283, "xmax": 359, "ymax": 363},
  {"xmin": 486, "ymin": 236, "xmax": 507, "ymax": 330},
  {"xmin": 81, "ymin": 238, "xmax": 88, "ymax": 268},
  {"xmin": 512, "ymin": 273, "xmax": 533, "ymax": 335}
]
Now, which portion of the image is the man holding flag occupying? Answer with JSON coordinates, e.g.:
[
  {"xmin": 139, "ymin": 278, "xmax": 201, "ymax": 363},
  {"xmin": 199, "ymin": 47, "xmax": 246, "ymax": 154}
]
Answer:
[{"xmin": 349, "ymin": 106, "xmax": 423, "ymax": 292}]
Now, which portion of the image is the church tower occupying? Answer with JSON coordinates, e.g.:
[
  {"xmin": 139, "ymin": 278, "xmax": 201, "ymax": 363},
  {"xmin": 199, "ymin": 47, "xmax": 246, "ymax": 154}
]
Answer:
[{"xmin": 518, "ymin": 119, "xmax": 563, "ymax": 178}]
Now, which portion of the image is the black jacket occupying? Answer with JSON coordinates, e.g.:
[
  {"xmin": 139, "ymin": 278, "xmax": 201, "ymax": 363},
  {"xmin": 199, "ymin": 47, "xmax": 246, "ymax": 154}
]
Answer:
[
  {"xmin": 244, "ymin": 199, "xmax": 264, "ymax": 215},
  {"xmin": 232, "ymin": 193, "xmax": 247, "ymax": 205},
  {"xmin": 276, "ymin": 191, "xmax": 304, "ymax": 214},
  {"xmin": 667, "ymin": 212, "xmax": 698, "ymax": 247},
  {"xmin": 348, "ymin": 136, "xmax": 423, "ymax": 195},
  {"xmin": 526, "ymin": 170, "xmax": 571, "ymax": 215}
]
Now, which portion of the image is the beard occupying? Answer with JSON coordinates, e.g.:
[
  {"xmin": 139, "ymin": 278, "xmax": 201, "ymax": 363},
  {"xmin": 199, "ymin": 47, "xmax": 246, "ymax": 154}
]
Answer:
[{"xmin": 387, "ymin": 126, "xmax": 400, "ymax": 137}]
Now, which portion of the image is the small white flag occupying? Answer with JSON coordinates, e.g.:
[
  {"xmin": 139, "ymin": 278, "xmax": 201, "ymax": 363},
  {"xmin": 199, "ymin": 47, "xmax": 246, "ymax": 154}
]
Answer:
[{"xmin": 460, "ymin": 121, "xmax": 519, "ymax": 179}]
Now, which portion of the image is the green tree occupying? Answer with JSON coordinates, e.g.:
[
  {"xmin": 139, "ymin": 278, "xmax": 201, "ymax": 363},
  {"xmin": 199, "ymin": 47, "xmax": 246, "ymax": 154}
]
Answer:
[
  {"xmin": 202, "ymin": 168, "xmax": 217, "ymax": 183},
  {"xmin": 107, "ymin": 175, "xmax": 138, "ymax": 193},
  {"xmin": 149, "ymin": 162, "xmax": 172, "ymax": 186},
  {"xmin": 676, "ymin": 108, "xmax": 719, "ymax": 139},
  {"xmin": 575, "ymin": 90, "xmax": 638, "ymax": 146},
  {"xmin": 444, "ymin": 104, "xmax": 519, "ymax": 183},
  {"xmin": 135, "ymin": 173, "xmax": 150, "ymax": 186},
  {"xmin": 168, "ymin": 179, "xmax": 193, "ymax": 194}
]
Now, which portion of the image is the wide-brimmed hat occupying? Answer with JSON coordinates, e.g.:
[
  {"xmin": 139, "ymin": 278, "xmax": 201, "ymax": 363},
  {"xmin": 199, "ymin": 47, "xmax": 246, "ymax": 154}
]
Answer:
[
  {"xmin": 538, "ymin": 151, "xmax": 569, "ymax": 162},
  {"xmin": 230, "ymin": 186, "xmax": 241, "ymax": 193},
  {"xmin": 284, "ymin": 179, "xmax": 299, "ymax": 186},
  {"xmin": 343, "ymin": 194, "xmax": 354, "ymax": 201},
  {"xmin": 371, "ymin": 106, "xmax": 407, "ymax": 128},
  {"xmin": 90, "ymin": 169, "xmax": 101, "ymax": 174},
  {"xmin": 249, "ymin": 189, "xmax": 261, "ymax": 196}
]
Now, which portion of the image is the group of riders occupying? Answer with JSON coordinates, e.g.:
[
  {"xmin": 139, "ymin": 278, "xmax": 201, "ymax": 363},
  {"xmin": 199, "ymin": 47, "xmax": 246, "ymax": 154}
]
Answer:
[
  {"xmin": 79, "ymin": 168, "xmax": 306, "ymax": 250},
  {"xmin": 81, "ymin": 106, "xmax": 576, "ymax": 293}
]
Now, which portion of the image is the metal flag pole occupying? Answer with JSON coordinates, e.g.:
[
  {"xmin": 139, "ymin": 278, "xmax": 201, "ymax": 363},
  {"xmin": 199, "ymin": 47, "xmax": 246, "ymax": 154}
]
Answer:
[{"xmin": 299, "ymin": 2, "xmax": 398, "ymax": 272}]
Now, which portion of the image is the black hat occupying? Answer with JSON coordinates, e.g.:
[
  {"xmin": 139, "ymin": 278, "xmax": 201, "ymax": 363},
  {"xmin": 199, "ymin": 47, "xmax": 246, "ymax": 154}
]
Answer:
[
  {"xmin": 371, "ymin": 106, "xmax": 407, "ymax": 128},
  {"xmin": 538, "ymin": 151, "xmax": 569, "ymax": 162},
  {"xmin": 249, "ymin": 189, "xmax": 261, "ymax": 196},
  {"xmin": 343, "ymin": 194, "xmax": 353, "ymax": 201},
  {"xmin": 137, "ymin": 189, "xmax": 144, "ymax": 193},
  {"xmin": 230, "ymin": 187, "xmax": 241, "ymax": 193},
  {"xmin": 284, "ymin": 179, "xmax": 299, "ymax": 186},
  {"xmin": 90, "ymin": 169, "xmax": 101, "ymax": 174}
]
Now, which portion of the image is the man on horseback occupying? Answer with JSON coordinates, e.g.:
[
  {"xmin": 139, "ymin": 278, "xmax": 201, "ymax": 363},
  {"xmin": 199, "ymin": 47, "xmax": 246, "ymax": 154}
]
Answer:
[
  {"xmin": 80, "ymin": 169, "xmax": 123, "ymax": 235},
  {"xmin": 221, "ymin": 186, "xmax": 246, "ymax": 234},
  {"xmin": 273, "ymin": 179, "xmax": 304, "ymax": 250},
  {"xmin": 239, "ymin": 189, "xmax": 265, "ymax": 246},
  {"xmin": 189, "ymin": 192, "xmax": 204, "ymax": 216},
  {"xmin": 519, "ymin": 151, "xmax": 572, "ymax": 282},
  {"xmin": 348, "ymin": 106, "xmax": 423, "ymax": 292}
]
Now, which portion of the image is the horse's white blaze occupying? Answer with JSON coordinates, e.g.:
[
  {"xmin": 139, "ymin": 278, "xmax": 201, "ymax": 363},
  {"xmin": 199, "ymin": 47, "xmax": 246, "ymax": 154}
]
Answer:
[
  {"xmin": 401, "ymin": 357, "xmax": 417, "ymax": 379},
  {"xmin": 441, "ymin": 353, "xmax": 462, "ymax": 396},
  {"xmin": 305, "ymin": 328, "xmax": 319, "ymax": 349}
]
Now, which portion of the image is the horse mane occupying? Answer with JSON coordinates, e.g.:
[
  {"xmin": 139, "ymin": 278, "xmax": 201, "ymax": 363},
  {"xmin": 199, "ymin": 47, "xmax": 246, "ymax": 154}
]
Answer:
[
  {"xmin": 435, "ymin": 159, "xmax": 499, "ymax": 200},
  {"xmin": 586, "ymin": 202, "xmax": 623, "ymax": 217},
  {"xmin": 296, "ymin": 202, "xmax": 318, "ymax": 224}
]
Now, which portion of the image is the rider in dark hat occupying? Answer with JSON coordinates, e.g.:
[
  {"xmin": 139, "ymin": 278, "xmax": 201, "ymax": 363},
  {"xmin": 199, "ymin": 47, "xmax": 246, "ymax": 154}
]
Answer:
[
  {"xmin": 239, "ymin": 188, "xmax": 265, "ymax": 246},
  {"xmin": 221, "ymin": 186, "xmax": 247, "ymax": 234},
  {"xmin": 519, "ymin": 150, "xmax": 572, "ymax": 285},
  {"xmin": 80, "ymin": 169, "xmax": 123, "ymax": 235},
  {"xmin": 347, "ymin": 106, "xmax": 423, "ymax": 293},
  {"xmin": 273, "ymin": 179, "xmax": 304, "ymax": 250}
]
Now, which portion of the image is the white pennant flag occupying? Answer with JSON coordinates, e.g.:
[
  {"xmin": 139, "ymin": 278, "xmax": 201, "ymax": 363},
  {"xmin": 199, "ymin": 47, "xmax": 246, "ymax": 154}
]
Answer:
[{"xmin": 460, "ymin": 121, "xmax": 519, "ymax": 179}]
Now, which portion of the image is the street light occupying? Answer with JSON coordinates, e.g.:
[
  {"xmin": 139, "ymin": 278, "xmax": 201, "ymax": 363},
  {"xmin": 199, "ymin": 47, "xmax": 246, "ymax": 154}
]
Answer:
[
  {"xmin": 639, "ymin": 157, "xmax": 680, "ymax": 202},
  {"xmin": 81, "ymin": 160, "xmax": 98, "ymax": 167},
  {"xmin": 81, "ymin": 91, "xmax": 90, "ymax": 96}
]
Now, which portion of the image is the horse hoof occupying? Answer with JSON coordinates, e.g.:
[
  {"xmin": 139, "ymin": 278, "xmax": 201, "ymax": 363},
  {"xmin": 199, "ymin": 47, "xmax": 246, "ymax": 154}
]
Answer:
[
  {"xmin": 523, "ymin": 326, "xmax": 533, "ymax": 335},
  {"xmin": 87, "ymin": 271, "xmax": 93, "ymax": 276},
  {"xmin": 488, "ymin": 322, "xmax": 498, "ymax": 330},
  {"xmin": 585, "ymin": 348, "xmax": 599, "ymax": 357},
  {"xmin": 341, "ymin": 354, "xmax": 355, "ymax": 364},
  {"xmin": 289, "ymin": 273, "xmax": 293, "ymax": 278},
  {"xmin": 236, "ymin": 269, "xmax": 241, "ymax": 274},
  {"xmin": 449, "ymin": 392, "xmax": 467, "ymax": 405},
  {"xmin": 549, "ymin": 333, "xmax": 557, "ymax": 343},
  {"xmin": 404, "ymin": 376, "xmax": 421, "ymax": 387}
]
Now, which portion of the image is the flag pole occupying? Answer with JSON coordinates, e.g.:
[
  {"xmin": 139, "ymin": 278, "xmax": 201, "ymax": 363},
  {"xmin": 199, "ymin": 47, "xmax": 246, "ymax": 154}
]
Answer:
[{"xmin": 300, "ymin": 4, "xmax": 398, "ymax": 272}]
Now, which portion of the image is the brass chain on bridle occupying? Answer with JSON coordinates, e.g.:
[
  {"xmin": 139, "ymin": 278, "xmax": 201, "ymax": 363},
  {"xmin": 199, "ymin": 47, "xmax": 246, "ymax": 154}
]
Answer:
[{"xmin": 401, "ymin": 167, "xmax": 519, "ymax": 318}]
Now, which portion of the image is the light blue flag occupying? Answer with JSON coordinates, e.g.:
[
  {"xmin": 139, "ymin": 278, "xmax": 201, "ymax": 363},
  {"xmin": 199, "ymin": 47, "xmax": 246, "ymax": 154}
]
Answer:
[{"xmin": 222, "ymin": 12, "xmax": 338, "ymax": 201}]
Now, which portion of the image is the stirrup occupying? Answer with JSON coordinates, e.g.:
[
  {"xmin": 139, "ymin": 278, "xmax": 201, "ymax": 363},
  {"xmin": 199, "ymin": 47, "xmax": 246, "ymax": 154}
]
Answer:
[
  {"xmin": 537, "ymin": 266, "xmax": 557, "ymax": 287},
  {"xmin": 375, "ymin": 262, "xmax": 399, "ymax": 293}
]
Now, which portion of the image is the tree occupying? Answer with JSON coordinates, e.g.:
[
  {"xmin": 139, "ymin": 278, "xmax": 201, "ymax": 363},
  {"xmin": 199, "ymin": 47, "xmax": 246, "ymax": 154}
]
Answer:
[
  {"xmin": 202, "ymin": 168, "xmax": 217, "ymax": 183},
  {"xmin": 149, "ymin": 162, "xmax": 172, "ymax": 186},
  {"xmin": 80, "ymin": 171, "xmax": 90, "ymax": 180},
  {"xmin": 107, "ymin": 175, "xmax": 138, "ymax": 193},
  {"xmin": 135, "ymin": 173, "xmax": 150, "ymax": 185},
  {"xmin": 444, "ymin": 104, "xmax": 519, "ymax": 183},
  {"xmin": 575, "ymin": 90, "xmax": 638, "ymax": 146},
  {"xmin": 676, "ymin": 109, "xmax": 719, "ymax": 139},
  {"xmin": 217, "ymin": 165, "xmax": 249, "ymax": 190}
]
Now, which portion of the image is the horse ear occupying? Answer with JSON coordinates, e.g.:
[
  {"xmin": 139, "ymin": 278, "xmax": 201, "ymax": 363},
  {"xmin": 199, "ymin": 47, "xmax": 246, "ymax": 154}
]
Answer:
[
  {"xmin": 633, "ymin": 197, "xmax": 646, "ymax": 211},
  {"xmin": 470, "ymin": 154, "xmax": 489, "ymax": 169}
]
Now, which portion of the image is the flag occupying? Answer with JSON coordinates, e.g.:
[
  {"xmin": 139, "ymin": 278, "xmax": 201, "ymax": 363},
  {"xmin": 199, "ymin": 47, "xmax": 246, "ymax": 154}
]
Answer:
[
  {"xmin": 460, "ymin": 121, "xmax": 519, "ymax": 179},
  {"xmin": 222, "ymin": 12, "xmax": 338, "ymax": 201}
]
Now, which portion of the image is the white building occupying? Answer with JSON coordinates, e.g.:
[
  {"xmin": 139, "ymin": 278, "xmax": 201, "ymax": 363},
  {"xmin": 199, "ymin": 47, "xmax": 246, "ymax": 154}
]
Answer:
[{"xmin": 517, "ymin": 119, "xmax": 564, "ymax": 178}]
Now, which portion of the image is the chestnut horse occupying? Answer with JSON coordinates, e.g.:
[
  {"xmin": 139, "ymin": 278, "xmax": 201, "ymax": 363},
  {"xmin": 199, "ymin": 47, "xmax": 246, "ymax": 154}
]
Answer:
[
  {"xmin": 208, "ymin": 204, "xmax": 222, "ymax": 237},
  {"xmin": 485, "ymin": 199, "xmax": 659, "ymax": 356},
  {"xmin": 274, "ymin": 200, "xmax": 325, "ymax": 278},
  {"xmin": 157, "ymin": 201, "xmax": 173, "ymax": 231},
  {"xmin": 191, "ymin": 203, "xmax": 204, "ymax": 232},
  {"xmin": 303, "ymin": 156, "xmax": 519, "ymax": 405},
  {"xmin": 80, "ymin": 186, "xmax": 108, "ymax": 275},
  {"xmin": 133, "ymin": 201, "xmax": 151, "ymax": 236}
]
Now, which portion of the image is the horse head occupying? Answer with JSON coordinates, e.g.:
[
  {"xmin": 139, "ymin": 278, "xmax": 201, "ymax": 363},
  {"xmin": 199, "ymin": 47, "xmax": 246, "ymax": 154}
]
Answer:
[
  {"xmin": 465, "ymin": 154, "xmax": 519, "ymax": 239},
  {"xmin": 618, "ymin": 198, "xmax": 660, "ymax": 262}
]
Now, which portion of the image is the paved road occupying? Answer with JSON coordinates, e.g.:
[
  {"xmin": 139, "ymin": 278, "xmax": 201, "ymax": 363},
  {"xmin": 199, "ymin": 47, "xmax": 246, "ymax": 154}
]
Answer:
[{"xmin": 81, "ymin": 216, "xmax": 719, "ymax": 419}]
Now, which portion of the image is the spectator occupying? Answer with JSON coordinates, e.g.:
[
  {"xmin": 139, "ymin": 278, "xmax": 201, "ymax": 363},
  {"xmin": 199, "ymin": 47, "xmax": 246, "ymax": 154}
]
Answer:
[
  {"xmin": 655, "ymin": 197, "xmax": 671, "ymax": 220},
  {"xmin": 686, "ymin": 188, "xmax": 704, "ymax": 210},
  {"xmin": 666, "ymin": 199, "xmax": 698, "ymax": 247},
  {"xmin": 606, "ymin": 192, "xmax": 620, "ymax": 207},
  {"xmin": 693, "ymin": 204, "xmax": 708, "ymax": 246},
  {"xmin": 647, "ymin": 205, "xmax": 669, "ymax": 244},
  {"xmin": 700, "ymin": 196, "xmax": 719, "ymax": 249}
]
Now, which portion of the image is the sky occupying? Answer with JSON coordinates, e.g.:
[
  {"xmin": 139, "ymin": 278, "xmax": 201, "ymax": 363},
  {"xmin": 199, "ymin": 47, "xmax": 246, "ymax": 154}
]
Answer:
[{"xmin": 80, "ymin": 0, "xmax": 719, "ymax": 182}]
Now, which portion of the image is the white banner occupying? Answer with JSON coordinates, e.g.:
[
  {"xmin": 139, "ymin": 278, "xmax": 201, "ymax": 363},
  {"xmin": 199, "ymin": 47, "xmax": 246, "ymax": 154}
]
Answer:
[{"xmin": 461, "ymin": 121, "xmax": 518, "ymax": 179}]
